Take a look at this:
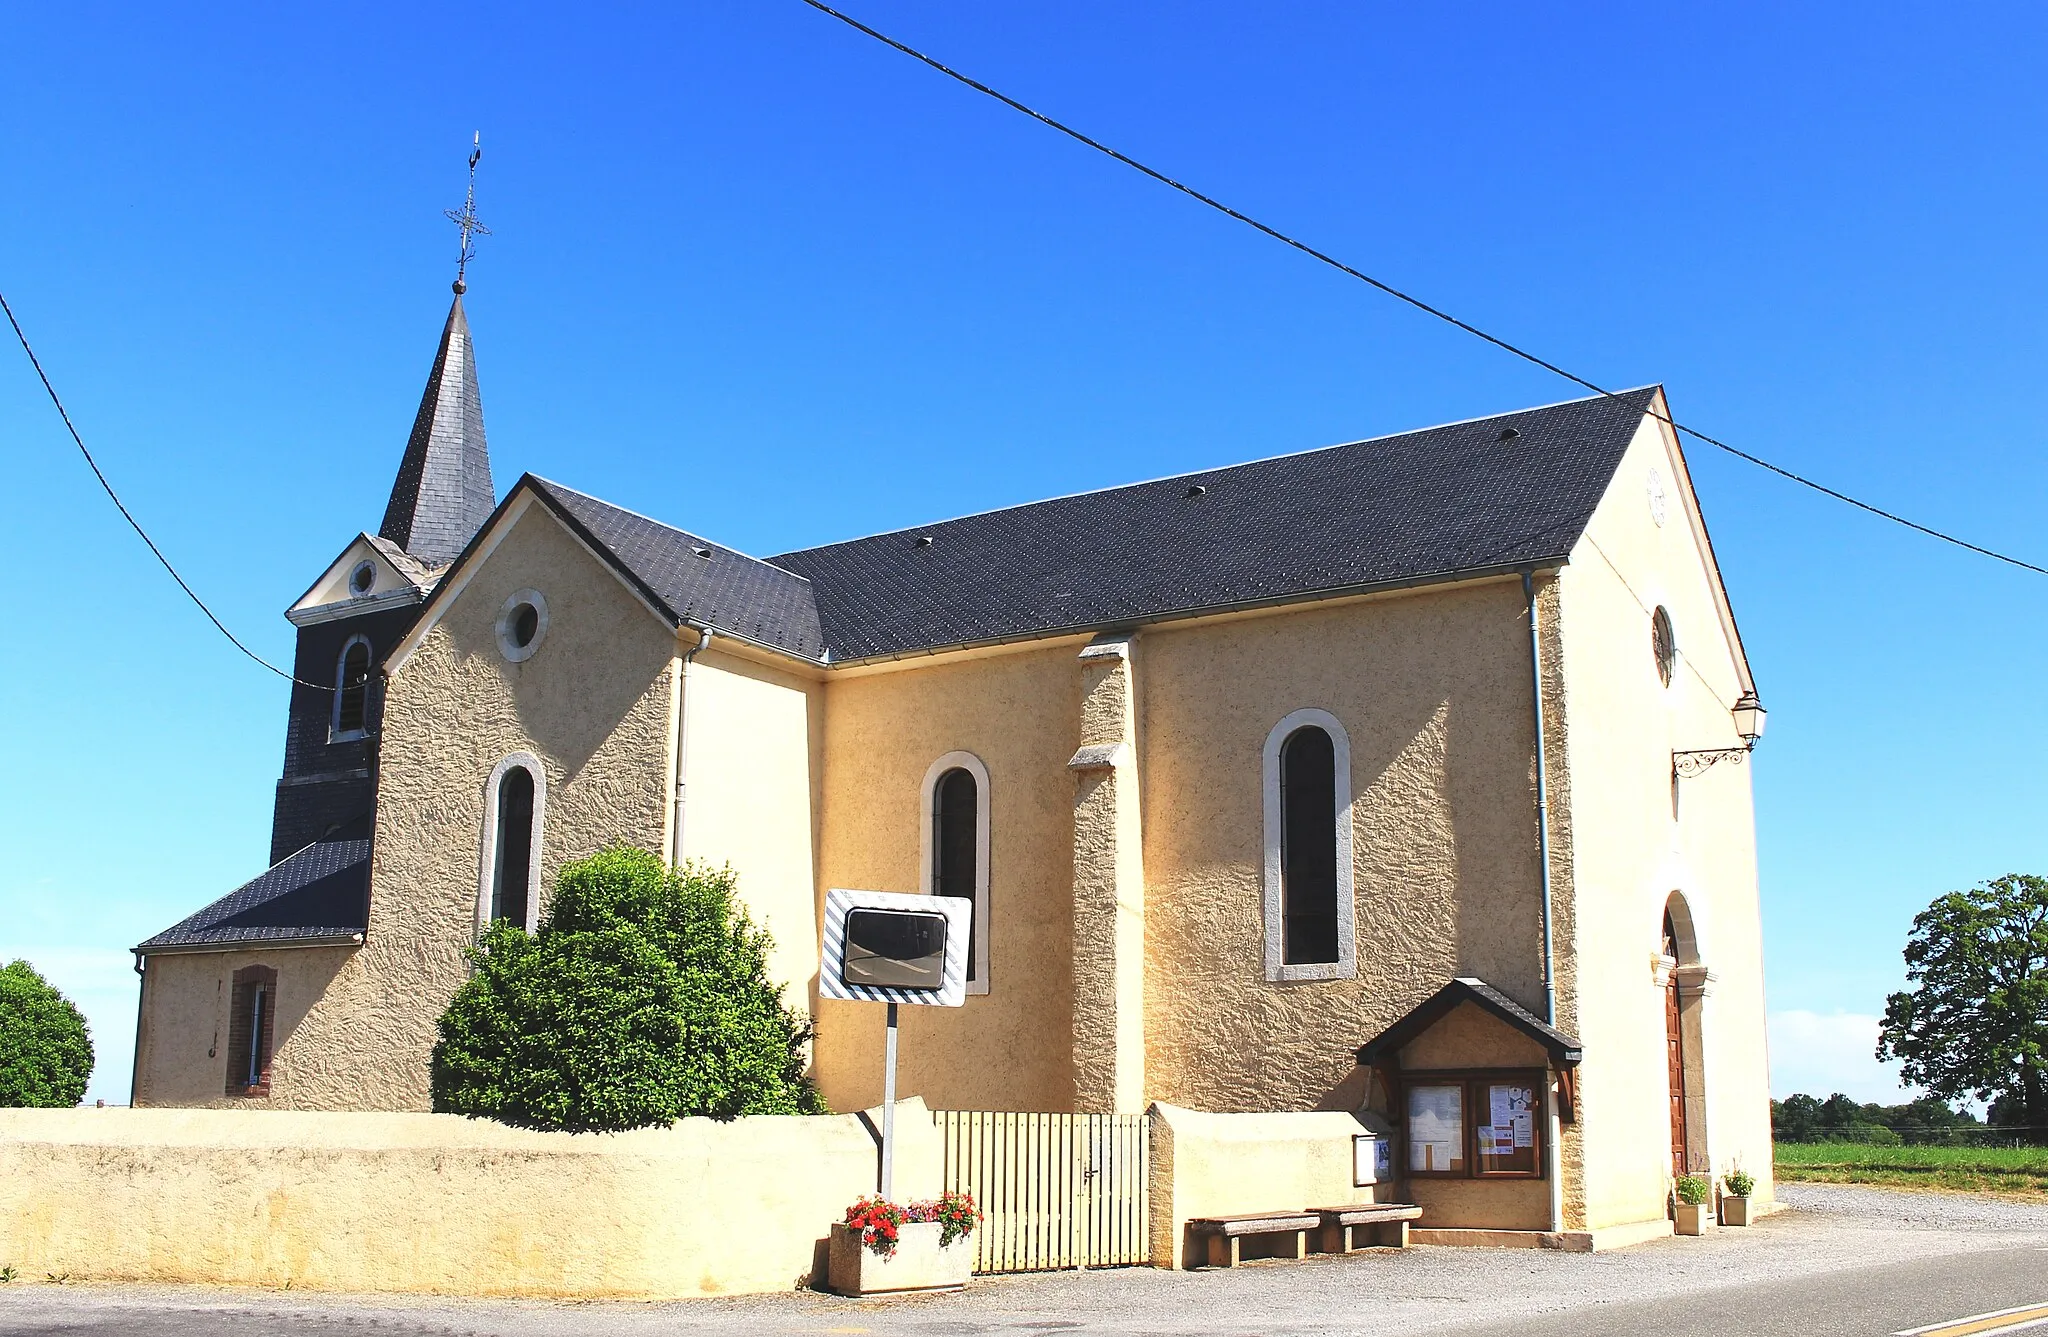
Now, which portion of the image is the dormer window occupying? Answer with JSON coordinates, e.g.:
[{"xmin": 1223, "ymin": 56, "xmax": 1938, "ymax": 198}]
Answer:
[
  {"xmin": 334, "ymin": 636, "xmax": 373, "ymax": 739},
  {"xmin": 348, "ymin": 560, "xmax": 377, "ymax": 597}
]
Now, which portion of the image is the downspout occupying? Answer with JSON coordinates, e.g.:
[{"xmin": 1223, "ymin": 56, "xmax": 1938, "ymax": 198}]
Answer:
[
  {"xmin": 1523, "ymin": 568, "xmax": 1565, "ymax": 1239},
  {"xmin": 670, "ymin": 625, "xmax": 714, "ymax": 867}
]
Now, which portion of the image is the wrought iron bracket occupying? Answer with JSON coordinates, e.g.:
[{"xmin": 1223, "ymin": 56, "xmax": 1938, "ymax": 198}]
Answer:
[{"xmin": 1672, "ymin": 745, "xmax": 1752, "ymax": 779}]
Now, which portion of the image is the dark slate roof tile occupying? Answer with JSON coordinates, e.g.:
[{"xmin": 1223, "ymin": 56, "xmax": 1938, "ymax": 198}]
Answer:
[
  {"xmin": 768, "ymin": 389, "xmax": 1659, "ymax": 661},
  {"xmin": 528, "ymin": 479, "xmax": 829, "ymax": 662},
  {"xmin": 137, "ymin": 815, "xmax": 371, "ymax": 952}
]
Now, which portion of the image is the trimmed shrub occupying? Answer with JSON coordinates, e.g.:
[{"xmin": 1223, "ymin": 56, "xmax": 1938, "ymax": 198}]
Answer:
[
  {"xmin": 0, "ymin": 960, "xmax": 94, "ymax": 1108},
  {"xmin": 431, "ymin": 847, "xmax": 824, "ymax": 1130}
]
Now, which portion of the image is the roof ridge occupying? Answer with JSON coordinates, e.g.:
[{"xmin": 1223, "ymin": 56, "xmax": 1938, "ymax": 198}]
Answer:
[
  {"xmin": 528, "ymin": 476, "xmax": 814, "ymax": 584},
  {"xmin": 771, "ymin": 386, "xmax": 1660, "ymax": 560}
]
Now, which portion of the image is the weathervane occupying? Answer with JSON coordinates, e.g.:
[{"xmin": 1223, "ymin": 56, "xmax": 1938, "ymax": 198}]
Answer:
[{"xmin": 445, "ymin": 132, "xmax": 489, "ymax": 294}]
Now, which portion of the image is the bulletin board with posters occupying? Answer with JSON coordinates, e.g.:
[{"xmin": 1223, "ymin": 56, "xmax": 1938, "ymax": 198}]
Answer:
[{"xmin": 1401, "ymin": 1069, "xmax": 1547, "ymax": 1180}]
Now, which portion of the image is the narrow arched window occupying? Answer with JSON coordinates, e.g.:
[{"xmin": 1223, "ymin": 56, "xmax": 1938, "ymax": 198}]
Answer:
[
  {"xmin": 1262, "ymin": 709, "xmax": 1356, "ymax": 981},
  {"xmin": 933, "ymin": 767, "xmax": 978, "ymax": 976},
  {"xmin": 922, "ymin": 751, "xmax": 991, "ymax": 993},
  {"xmin": 226, "ymin": 964, "xmax": 278, "ymax": 1097},
  {"xmin": 333, "ymin": 637, "xmax": 372, "ymax": 738},
  {"xmin": 1280, "ymin": 726, "xmax": 1339, "ymax": 965},
  {"xmin": 491, "ymin": 765, "xmax": 536, "ymax": 927}
]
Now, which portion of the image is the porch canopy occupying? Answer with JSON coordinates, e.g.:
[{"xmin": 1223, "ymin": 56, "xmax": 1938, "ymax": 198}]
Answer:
[{"xmin": 1357, "ymin": 977, "xmax": 1584, "ymax": 1120}]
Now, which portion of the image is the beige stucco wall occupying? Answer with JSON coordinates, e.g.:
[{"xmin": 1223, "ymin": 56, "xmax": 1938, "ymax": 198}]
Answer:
[
  {"xmin": 1138, "ymin": 580, "xmax": 1555, "ymax": 1115},
  {"xmin": 677, "ymin": 647, "xmax": 826, "ymax": 1014},
  {"xmin": 812, "ymin": 643, "xmax": 1084, "ymax": 1114},
  {"xmin": 132, "ymin": 947, "xmax": 358, "ymax": 1109},
  {"xmin": 1146, "ymin": 1104, "xmax": 1371, "ymax": 1268},
  {"xmin": 150, "ymin": 498, "xmax": 683, "ymax": 1112},
  {"xmin": 0, "ymin": 1103, "xmax": 939, "ymax": 1298},
  {"xmin": 1556, "ymin": 403, "xmax": 1774, "ymax": 1231}
]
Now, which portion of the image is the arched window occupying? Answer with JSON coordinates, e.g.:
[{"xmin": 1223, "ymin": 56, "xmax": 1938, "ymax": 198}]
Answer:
[
  {"xmin": 1651, "ymin": 606, "xmax": 1677, "ymax": 688},
  {"xmin": 1262, "ymin": 709, "xmax": 1356, "ymax": 981},
  {"xmin": 226, "ymin": 964, "xmax": 278, "ymax": 1097},
  {"xmin": 921, "ymin": 751, "xmax": 991, "ymax": 993},
  {"xmin": 333, "ymin": 636, "xmax": 372, "ymax": 739},
  {"xmin": 478, "ymin": 754, "xmax": 547, "ymax": 932}
]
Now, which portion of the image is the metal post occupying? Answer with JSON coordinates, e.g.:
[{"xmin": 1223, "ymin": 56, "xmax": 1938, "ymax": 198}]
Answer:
[{"xmin": 881, "ymin": 1001, "xmax": 899, "ymax": 1200}]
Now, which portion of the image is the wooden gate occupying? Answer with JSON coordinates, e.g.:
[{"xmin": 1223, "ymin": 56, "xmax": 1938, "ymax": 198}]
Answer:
[{"xmin": 935, "ymin": 1111, "xmax": 1151, "ymax": 1272}]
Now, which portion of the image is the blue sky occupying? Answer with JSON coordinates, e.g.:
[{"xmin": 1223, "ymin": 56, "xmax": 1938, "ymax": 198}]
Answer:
[{"xmin": 3, "ymin": 2, "xmax": 2042, "ymax": 1106}]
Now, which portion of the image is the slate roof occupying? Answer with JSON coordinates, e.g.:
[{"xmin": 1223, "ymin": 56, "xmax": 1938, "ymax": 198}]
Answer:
[
  {"xmin": 380, "ymin": 294, "xmax": 496, "ymax": 567},
  {"xmin": 136, "ymin": 814, "xmax": 371, "ymax": 953},
  {"xmin": 1356, "ymin": 977, "xmax": 1584, "ymax": 1067},
  {"xmin": 767, "ymin": 388, "xmax": 1659, "ymax": 662},
  {"xmin": 529, "ymin": 479, "xmax": 831, "ymax": 661}
]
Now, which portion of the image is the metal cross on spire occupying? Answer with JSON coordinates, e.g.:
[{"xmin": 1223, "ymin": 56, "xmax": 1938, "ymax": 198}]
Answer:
[{"xmin": 444, "ymin": 132, "xmax": 489, "ymax": 294}]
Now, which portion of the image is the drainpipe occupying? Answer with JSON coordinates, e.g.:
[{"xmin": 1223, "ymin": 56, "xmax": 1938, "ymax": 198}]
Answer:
[
  {"xmin": 670, "ymin": 625, "xmax": 714, "ymax": 867},
  {"xmin": 1524, "ymin": 569, "xmax": 1565, "ymax": 1239}
]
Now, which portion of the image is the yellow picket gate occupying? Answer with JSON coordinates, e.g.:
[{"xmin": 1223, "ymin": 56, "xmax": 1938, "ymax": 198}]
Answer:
[{"xmin": 935, "ymin": 1110, "xmax": 1152, "ymax": 1272}]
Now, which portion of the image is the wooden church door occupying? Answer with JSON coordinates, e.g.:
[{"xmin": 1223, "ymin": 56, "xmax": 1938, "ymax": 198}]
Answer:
[{"xmin": 1666, "ymin": 966, "xmax": 1688, "ymax": 1177}]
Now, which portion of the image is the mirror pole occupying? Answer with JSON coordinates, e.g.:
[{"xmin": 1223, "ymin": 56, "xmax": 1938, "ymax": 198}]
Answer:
[{"xmin": 881, "ymin": 1001, "xmax": 899, "ymax": 1200}]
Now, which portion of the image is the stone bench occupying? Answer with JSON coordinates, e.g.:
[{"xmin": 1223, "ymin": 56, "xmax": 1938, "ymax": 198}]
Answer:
[
  {"xmin": 1186, "ymin": 1211, "xmax": 1322, "ymax": 1268},
  {"xmin": 1308, "ymin": 1203, "xmax": 1422, "ymax": 1252}
]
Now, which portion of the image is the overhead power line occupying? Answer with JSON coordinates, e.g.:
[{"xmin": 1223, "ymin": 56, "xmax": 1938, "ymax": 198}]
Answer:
[
  {"xmin": 1, "ymin": 288, "xmax": 323, "ymax": 689},
  {"xmin": 795, "ymin": 0, "xmax": 2048, "ymax": 579}
]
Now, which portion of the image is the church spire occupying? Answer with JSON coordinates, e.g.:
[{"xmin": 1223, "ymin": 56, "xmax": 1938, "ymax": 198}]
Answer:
[{"xmin": 378, "ymin": 136, "xmax": 496, "ymax": 567}]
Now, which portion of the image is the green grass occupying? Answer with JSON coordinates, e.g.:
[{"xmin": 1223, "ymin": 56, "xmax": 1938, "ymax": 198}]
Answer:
[{"xmin": 1777, "ymin": 1140, "xmax": 2048, "ymax": 1196}]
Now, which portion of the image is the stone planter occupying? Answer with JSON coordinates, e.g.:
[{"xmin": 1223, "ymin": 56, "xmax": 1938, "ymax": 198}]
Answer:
[
  {"xmin": 1674, "ymin": 1202, "xmax": 1712, "ymax": 1236},
  {"xmin": 827, "ymin": 1221, "xmax": 972, "ymax": 1296},
  {"xmin": 1721, "ymin": 1195, "xmax": 1752, "ymax": 1227}
]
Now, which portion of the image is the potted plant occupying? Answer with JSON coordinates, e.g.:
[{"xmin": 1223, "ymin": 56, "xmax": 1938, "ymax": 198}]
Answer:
[
  {"xmin": 1673, "ymin": 1174, "xmax": 1712, "ymax": 1236},
  {"xmin": 827, "ymin": 1192, "xmax": 982, "ymax": 1296},
  {"xmin": 1721, "ymin": 1167, "xmax": 1756, "ymax": 1226}
]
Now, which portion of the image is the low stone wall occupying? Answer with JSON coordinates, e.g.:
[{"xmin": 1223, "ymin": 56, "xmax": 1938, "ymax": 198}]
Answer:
[
  {"xmin": 0, "ymin": 1101, "xmax": 941, "ymax": 1298},
  {"xmin": 1147, "ymin": 1103, "xmax": 1372, "ymax": 1268}
]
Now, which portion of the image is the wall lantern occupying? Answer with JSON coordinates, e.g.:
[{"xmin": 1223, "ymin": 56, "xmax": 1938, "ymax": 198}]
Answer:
[{"xmin": 1673, "ymin": 691, "xmax": 1767, "ymax": 779}]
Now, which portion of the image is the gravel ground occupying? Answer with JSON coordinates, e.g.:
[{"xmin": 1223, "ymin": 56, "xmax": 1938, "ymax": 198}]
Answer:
[{"xmin": 4, "ymin": 1185, "xmax": 2046, "ymax": 1336}]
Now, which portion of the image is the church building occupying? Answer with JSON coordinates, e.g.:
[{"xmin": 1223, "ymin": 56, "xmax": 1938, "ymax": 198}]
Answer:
[{"xmin": 131, "ymin": 273, "xmax": 1775, "ymax": 1246}]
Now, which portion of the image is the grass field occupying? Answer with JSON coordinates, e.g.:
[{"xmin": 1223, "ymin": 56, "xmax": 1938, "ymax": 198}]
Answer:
[{"xmin": 1776, "ymin": 1140, "xmax": 2048, "ymax": 1196}]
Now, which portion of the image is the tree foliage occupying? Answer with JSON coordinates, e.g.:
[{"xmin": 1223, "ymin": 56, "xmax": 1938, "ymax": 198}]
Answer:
[
  {"xmin": 1877, "ymin": 874, "xmax": 2048, "ymax": 1145},
  {"xmin": 0, "ymin": 960, "xmax": 94, "ymax": 1108},
  {"xmin": 1770, "ymin": 1092, "xmax": 1980, "ymax": 1145},
  {"xmin": 431, "ymin": 847, "xmax": 825, "ymax": 1131}
]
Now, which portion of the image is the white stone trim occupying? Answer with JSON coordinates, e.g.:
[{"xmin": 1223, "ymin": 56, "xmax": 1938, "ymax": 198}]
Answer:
[
  {"xmin": 477, "ymin": 752, "xmax": 547, "ymax": 934},
  {"xmin": 329, "ymin": 633, "xmax": 374, "ymax": 742},
  {"xmin": 495, "ymin": 588, "xmax": 550, "ymax": 663},
  {"xmin": 919, "ymin": 750, "xmax": 992, "ymax": 995},
  {"xmin": 1262, "ymin": 707, "xmax": 1357, "ymax": 982}
]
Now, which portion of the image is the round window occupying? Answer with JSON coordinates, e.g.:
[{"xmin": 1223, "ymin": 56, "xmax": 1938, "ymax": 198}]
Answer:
[
  {"xmin": 348, "ymin": 561, "xmax": 376, "ymax": 597},
  {"xmin": 1651, "ymin": 606, "xmax": 1676, "ymax": 687},
  {"xmin": 496, "ymin": 589, "xmax": 549, "ymax": 663}
]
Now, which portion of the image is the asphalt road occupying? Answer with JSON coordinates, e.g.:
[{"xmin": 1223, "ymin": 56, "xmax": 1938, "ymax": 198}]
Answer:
[{"xmin": 3, "ymin": 1186, "xmax": 2044, "ymax": 1337}]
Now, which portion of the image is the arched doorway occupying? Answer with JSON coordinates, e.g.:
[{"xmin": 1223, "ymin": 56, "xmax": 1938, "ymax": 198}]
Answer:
[
  {"xmin": 1662, "ymin": 910, "xmax": 1688, "ymax": 1177},
  {"xmin": 1660, "ymin": 894, "xmax": 1710, "ymax": 1179}
]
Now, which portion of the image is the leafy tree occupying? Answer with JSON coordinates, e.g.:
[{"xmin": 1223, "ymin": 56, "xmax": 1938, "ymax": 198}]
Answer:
[
  {"xmin": 1772, "ymin": 1091, "xmax": 1982, "ymax": 1144},
  {"xmin": 1878, "ymin": 874, "xmax": 2048, "ymax": 1146},
  {"xmin": 431, "ymin": 847, "xmax": 824, "ymax": 1130},
  {"xmin": 0, "ymin": 960, "xmax": 94, "ymax": 1108}
]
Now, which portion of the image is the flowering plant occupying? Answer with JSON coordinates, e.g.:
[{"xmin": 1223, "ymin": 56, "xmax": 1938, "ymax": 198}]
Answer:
[
  {"xmin": 843, "ymin": 1196, "xmax": 906, "ymax": 1258},
  {"xmin": 906, "ymin": 1190, "xmax": 983, "ymax": 1249}
]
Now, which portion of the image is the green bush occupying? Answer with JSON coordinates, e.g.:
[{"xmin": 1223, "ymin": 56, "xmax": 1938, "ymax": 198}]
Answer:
[
  {"xmin": 0, "ymin": 960, "xmax": 94, "ymax": 1108},
  {"xmin": 430, "ymin": 847, "xmax": 824, "ymax": 1131},
  {"xmin": 1724, "ymin": 1168, "xmax": 1756, "ymax": 1198},
  {"xmin": 1675, "ymin": 1174, "xmax": 1711, "ymax": 1205}
]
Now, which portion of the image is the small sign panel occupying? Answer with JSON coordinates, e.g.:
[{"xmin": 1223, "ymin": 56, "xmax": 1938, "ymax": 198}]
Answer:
[{"xmin": 821, "ymin": 888, "xmax": 972, "ymax": 1007}]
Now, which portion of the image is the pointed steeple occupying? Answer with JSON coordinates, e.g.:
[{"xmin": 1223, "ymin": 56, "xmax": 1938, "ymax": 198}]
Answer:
[{"xmin": 377, "ymin": 293, "xmax": 495, "ymax": 567}]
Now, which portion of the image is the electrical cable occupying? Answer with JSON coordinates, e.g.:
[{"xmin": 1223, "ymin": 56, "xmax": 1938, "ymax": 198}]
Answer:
[
  {"xmin": 2, "ymin": 287, "xmax": 330, "ymax": 690},
  {"xmin": 795, "ymin": 0, "xmax": 2048, "ymax": 579}
]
